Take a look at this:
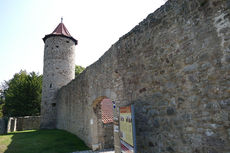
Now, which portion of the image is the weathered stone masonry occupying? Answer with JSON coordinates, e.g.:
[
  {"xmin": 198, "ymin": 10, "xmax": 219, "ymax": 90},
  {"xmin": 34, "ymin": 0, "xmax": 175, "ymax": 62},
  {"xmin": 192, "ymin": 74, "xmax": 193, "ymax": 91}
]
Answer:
[
  {"xmin": 41, "ymin": 30, "xmax": 76, "ymax": 129},
  {"xmin": 7, "ymin": 116, "xmax": 40, "ymax": 132},
  {"xmin": 54, "ymin": 0, "xmax": 230, "ymax": 153}
]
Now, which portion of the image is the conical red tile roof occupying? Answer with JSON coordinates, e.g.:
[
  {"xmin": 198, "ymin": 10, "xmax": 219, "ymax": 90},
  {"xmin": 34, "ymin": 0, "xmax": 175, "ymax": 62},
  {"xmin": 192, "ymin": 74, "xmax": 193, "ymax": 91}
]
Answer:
[
  {"xmin": 43, "ymin": 21, "xmax": 77, "ymax": 45},
  {"xmin": 52, "ymin": 23, "xmax": 71, "ymax": 37}
]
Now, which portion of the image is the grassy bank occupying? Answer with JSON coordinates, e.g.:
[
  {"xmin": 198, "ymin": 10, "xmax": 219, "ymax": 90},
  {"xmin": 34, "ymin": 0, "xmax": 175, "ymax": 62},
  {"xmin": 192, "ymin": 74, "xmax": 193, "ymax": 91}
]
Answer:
[{"xmin": 0, "ymin": 129, "xmax": 89, "ymax": 153}]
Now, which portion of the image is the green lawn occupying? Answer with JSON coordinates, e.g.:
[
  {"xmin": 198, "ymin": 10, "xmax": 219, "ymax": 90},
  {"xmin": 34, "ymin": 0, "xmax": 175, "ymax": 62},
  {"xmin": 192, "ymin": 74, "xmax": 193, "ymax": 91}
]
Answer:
[{"xmin": 0, "ymin": 129, "xmax": 90, "ymax": 153}]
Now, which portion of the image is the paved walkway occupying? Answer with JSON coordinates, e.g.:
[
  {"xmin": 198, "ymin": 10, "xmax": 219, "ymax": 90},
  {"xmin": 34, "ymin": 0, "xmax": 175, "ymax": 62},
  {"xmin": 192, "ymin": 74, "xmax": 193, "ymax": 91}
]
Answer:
[{"xmin": 72, "ymin": 149, "xmax": 114, "ymax": 153}]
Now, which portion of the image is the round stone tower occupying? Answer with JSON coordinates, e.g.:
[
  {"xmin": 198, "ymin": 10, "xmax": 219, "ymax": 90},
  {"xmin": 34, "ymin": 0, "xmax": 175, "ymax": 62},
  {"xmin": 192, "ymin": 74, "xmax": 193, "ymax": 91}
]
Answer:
[{"xmin": 40, "ymin": 19, "xmax": 77, "ymax": 129}]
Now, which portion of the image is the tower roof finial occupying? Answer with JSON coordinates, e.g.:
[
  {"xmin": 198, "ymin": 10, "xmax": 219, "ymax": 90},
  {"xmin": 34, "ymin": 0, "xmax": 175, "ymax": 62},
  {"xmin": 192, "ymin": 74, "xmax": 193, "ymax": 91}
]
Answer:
[{"xmin": 61, "ymin": 17, "xmax": 63, "ymax": 23}]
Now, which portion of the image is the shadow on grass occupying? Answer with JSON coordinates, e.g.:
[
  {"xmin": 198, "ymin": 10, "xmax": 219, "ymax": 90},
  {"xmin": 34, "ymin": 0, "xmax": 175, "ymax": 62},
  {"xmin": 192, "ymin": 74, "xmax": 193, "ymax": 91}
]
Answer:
[{"xmin": 2, "ymin": 129, "xmax": 89, "ymax": 153}]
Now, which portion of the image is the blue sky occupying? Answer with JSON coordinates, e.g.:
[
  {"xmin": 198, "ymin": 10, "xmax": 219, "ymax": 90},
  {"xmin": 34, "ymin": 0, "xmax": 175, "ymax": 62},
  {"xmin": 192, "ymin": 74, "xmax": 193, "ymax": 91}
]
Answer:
[{"xmin": 0, "ymin": 0, "xmax": 165, "ymax": 83}]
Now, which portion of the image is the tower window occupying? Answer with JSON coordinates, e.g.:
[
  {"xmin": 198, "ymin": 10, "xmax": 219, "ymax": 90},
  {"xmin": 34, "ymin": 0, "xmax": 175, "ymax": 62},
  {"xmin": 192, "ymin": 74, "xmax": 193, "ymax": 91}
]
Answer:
[
  {"xmin": 52, "ymin": 103, "xmax": 56, "ymax": 107},
  {"xmin": 66, "ymin": 41, "xmax": 70, "ymax": 43},
  {"xmin": 50, "ymin": 83, "xmax": 52, "ymax": 88},
  {"xmin": 56, "ymin": 45, "xmax": 59, "ymax": 48}
]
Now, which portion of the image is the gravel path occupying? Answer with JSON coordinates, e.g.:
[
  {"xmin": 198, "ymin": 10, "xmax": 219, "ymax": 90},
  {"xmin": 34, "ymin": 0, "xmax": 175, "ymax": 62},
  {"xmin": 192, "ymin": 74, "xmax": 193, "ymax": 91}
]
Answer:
[{"xmin": 72, "ymin": 149, "xmax": 114, "ymax": 153}]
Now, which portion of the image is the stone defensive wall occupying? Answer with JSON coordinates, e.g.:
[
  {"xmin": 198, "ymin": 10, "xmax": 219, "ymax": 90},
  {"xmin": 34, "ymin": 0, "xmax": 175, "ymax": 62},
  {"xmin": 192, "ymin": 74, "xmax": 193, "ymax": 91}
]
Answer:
[
  {"xmin": 56, "ymin": 0, "xmax": 230, "ymax": 152},
  {"xmin": 7, "ymin": 116, "xmax": 40, "ymax": 132}
]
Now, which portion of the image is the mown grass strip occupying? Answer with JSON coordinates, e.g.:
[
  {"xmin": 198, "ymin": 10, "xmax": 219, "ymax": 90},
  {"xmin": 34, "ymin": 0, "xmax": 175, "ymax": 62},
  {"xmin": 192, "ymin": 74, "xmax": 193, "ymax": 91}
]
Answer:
[{"xmin": 0, "ymin": 129, "xmax": 89, "ymax": 153}]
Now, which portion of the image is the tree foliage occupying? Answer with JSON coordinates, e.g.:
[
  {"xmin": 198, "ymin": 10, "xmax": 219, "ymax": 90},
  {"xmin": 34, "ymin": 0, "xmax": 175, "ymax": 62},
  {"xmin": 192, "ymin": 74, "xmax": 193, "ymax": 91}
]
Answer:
[
  {"xmin": 75, "ymin": 65, "xmax": 85, "ymax": 77},
  {"xmin": 0, "ymin": 104, "xmax": 3, "ymax": 118},
  {"xmin": 0, "ymin": 65, "xmax": 84, "ymax": 117},
  {"xmin": 0, "ymin": 70, "xmax": 42, "ymax": 117}
]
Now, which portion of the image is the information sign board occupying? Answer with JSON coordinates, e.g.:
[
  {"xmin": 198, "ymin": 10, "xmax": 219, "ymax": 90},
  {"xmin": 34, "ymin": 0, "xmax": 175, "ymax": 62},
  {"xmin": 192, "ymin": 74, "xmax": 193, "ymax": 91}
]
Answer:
[{"xmin": 119, "ymin": 105, "xmax": 136, "ymax": 153}]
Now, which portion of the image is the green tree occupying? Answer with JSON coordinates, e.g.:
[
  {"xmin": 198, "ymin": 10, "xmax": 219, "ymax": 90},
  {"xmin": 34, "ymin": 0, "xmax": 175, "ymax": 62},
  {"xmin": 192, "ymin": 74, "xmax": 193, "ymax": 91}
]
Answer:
[
  {"xmin": 0, "ymin": 81, "xmax": 9, "ymax": 117},
  {"xmin": 0, "ymin": 101, "xmax": 3, "ymax": 118},
  {"xmin": 75, "ymin": 65, "xmax": 85, "ymax": 77},
  {"xmin": 1, "ymin": 70, "xmax": 42, "ymax": 117}
]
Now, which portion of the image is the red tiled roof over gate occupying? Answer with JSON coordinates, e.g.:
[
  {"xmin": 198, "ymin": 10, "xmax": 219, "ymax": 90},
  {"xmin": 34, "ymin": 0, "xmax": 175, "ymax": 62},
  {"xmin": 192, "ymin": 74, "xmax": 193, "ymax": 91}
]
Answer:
[
  {"xmin": 101, "ymin": 98, "xmax": 114, "ymax": 124},
  {"xmin": 43, "ymin": 19, "xmax": 77, "ymax": 45}
]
